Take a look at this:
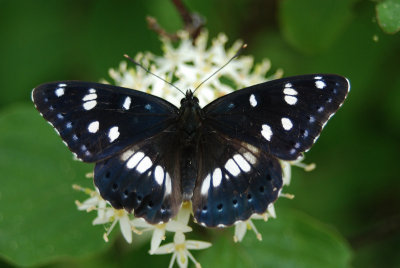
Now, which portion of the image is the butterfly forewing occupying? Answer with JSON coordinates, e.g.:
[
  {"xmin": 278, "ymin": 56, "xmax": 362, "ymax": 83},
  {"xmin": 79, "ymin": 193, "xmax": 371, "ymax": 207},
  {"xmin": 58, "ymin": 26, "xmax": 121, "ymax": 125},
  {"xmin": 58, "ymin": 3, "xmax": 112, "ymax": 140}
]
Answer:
[
  {"xmin": 32, "ymin": 82, "xmax": 178, "ymax": 162},
  {"xmin": 204, "ymin": 74, "xmax": 349, "ymax": 161}
]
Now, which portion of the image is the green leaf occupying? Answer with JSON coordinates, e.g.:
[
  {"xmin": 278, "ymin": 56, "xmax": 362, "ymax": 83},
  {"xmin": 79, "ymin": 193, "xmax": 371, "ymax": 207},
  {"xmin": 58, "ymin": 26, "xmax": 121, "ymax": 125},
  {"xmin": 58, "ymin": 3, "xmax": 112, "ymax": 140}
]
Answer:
[
  {"xmin": 198, "ymin": 210, "xmax": 352, "ymax": 268},
  {"xmin": 0, "ymin": 104, "xmax": 109, "ymax": 266},
  {"xmin": 376, "ymin": 0, "xmax": 400, "ymax": 34},
  {"xmin": 279, "ymin": 0, "xmax": 353, "ymax": 54}
]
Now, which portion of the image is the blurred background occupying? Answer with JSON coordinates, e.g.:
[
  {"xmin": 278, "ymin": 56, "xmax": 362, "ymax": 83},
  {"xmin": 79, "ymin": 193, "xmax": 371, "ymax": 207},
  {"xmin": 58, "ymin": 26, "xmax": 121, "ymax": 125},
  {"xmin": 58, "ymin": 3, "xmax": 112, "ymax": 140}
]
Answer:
[{"xmin": 0, "ymin": 0, "xmax": 399, "ymax": 267}]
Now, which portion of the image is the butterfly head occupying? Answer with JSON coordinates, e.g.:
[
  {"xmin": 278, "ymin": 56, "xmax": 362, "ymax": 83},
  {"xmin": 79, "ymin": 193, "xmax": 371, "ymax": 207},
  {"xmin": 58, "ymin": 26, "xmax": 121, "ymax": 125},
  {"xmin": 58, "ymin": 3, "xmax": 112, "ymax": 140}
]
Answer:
[
  {"xmin": 178, "ymin": 90, "xmax": 203, "ymax": 137},
  {"xmin": 180, "ymin": 90, "xmax": 199, "ymax": 108}
]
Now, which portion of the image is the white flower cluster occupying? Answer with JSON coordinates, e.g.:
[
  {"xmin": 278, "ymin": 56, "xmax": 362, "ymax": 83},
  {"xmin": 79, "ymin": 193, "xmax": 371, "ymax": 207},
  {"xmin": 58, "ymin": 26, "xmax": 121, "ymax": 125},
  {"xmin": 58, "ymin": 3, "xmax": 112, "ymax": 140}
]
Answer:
[{"xmin": 75, "ymin": 30, "xmax": 314, "ymax": 268}]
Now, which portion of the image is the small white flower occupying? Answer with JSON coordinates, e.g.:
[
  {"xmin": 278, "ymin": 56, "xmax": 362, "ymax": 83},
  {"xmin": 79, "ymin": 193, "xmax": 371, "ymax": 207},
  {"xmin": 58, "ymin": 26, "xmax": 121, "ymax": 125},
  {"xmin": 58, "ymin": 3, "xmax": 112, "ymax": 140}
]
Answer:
[
  {"xmin": 102, "ymin": 209, "xmax": 134, "ymax": 243},
  {"xmin": 153, "ymin": 231, "xmax": 211, "ymax": 268},
  {"xmin": 233, "ymin": 203, "xmax": 276, "ymax": 243},
  {"xmin": 131, "ymin": 216, "xmax": 192, "ymax": 254},
  {"xmin": 73, "ymin": 184, "xmax": 136, "ymax": 243}
]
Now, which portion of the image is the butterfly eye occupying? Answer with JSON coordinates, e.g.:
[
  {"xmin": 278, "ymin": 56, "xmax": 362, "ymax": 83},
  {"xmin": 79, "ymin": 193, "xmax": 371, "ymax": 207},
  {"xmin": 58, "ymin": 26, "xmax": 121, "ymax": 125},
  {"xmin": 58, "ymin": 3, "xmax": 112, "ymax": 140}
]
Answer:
[{"xmin": 193, "ymin": 96, "xmax": 199, "ymax": 103}]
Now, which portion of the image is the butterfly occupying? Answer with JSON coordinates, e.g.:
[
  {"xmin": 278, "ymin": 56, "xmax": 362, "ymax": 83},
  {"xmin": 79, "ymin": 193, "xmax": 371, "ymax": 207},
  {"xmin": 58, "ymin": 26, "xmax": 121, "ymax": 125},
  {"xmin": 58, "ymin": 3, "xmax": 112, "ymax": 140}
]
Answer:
[{"xmin": 32, "ymin": 74, "xmax": 349, "ymax": 227}]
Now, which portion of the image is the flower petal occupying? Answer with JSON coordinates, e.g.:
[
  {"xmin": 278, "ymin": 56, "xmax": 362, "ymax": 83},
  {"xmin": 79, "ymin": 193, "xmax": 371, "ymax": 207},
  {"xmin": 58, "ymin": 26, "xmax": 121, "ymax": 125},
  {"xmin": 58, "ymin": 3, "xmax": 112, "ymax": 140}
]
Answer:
[
  {"xmin": 153, "ymin": 242, "xmax": 175, "ymax": 255},
  {"xmin": 176, "ymin": 250, "xmax": 189, "ymax": 268},
  {"xmin": 119, "ymin": 215, "xmax": 133, "ymax": 243},
  {"xmin": 150, "ymin": 228, "xmax": 166, "ymax": 254},
  {"xmin": 185, "ymin": 240, "xmax": 212, "ymax": 250},
  {"xmin": 131, "ymin": 218, "xmax": 153, "ymax": 228},
  {"xmin": 234, "ymin": 221, "xmax": 247, "ymax": 242},
  {"xmin": 165, "ymin": 221, "xmax": 192, "ymax": 233}
]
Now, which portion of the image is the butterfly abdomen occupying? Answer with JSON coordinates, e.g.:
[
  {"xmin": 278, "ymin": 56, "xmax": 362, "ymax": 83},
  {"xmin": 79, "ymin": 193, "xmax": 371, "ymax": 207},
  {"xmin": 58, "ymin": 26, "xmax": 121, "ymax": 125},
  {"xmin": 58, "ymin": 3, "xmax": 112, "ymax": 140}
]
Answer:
[{"xmin": 179, "ymin": 147, "xmax": 198, "ymax": 200}]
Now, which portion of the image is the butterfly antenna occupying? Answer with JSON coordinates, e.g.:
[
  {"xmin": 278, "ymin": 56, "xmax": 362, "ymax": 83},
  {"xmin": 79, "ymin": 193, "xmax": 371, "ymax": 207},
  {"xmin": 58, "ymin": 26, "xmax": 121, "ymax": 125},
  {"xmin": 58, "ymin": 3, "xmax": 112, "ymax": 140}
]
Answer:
[
  {"xmin": 123, "ymin": 54, "xmax": 185, "ymax": 95},
  {"xmin": 193, "ymin": 44, "xmax": 247, "ymax": 93}
]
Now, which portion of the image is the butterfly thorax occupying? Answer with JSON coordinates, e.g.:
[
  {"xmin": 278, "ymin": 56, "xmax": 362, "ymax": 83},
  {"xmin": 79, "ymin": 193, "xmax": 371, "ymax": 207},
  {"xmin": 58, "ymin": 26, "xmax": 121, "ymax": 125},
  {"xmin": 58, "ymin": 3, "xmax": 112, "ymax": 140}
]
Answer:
[{"xmin": 178, "ymin": 90, "xmax": 204, "ymax": 143}]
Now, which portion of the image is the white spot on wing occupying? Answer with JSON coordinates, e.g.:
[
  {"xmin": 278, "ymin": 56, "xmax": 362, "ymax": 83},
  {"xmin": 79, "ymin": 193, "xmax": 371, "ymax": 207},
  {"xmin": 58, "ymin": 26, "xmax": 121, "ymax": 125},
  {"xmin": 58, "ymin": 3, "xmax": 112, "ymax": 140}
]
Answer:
[
  {"xmin": 126, "ymin": 151, "xmax": 144, "ymax": 169},
  {"xmin": 120, "ymin": 149, "xmax": 135, "ymax": 161},
  {"xmin": 81, "ymin": 144, "xmax": 88, "ymax": 152},
  {"xmin": 314, "ymin": 76, "xmax": 322, "ymax": 80},
  {"xmin": 283, "ymin": 88, "xmax": 298, "ymax": 95},
  {"xmin": 281, "ymin": 117, "xmax": 293, "ymax": 130},
  {"xmin": 315, "ymin": 80, "xmax": 326, "ymax": 89},
  {"xmin": 88, "ymin": 88, "xmax": 96, "ymax": 93},
  {"xmin": 154, "ymin": 165, "xmax": 164, "ymax": 186},
  {"xmin": 108, "ymin": 126, "xmax": 120, "ymax": 142},
  {"xmin": 123, "ymin": 96, "xmax": 131, "ymax": 110},
  {"xmin": 243, "ymin": 151, "xmax": 257, "ymax": 165},
  {"xmin": 82, "ymin": 93, "xmax": 97, "ymax": 101},
  {"xmin": 31, "ymin": 89, "xmax": 36, "ymax": 102},
  {"xmin": 212, "ymin": 168, "xmax": 222, "ymax": 187},
  {"xmin": 165, "ymin": 173, "xmax": 172, "ymax": 195},
  {"xmin": 58, "ymin": 83, "xmax": 67, "ymax": 87},
  {"xmin": 145, "ymin": 104, "xmax": 152, "ymax": 110},
  {"xmin": 201, "ymin": 174, "xmax": 211, "ymax": 195},
  {"xmin": 88, "ymin": 121, "xmax": 99, "ymax": 133},
  {"xmin": 261, "ymin": 124, "xmax": 273, "ymax": 141},
  {"xmin": 345, "ymin": 77, "xmax": 351, "ymax": 92},
  {"xmin": 55, "ymin": 88, "xmax": 64, "ymax": 97},
  {"xmin": 249, "ymin": 94, "xmax": 257, "ymax": 107},
  {"xmin": 72, "ymin": 152, "xmax": 80, "ymax": 161},
  {"xmin": 233, "ymin": 154, "xmax": 251, "ymax": 172},
  {"xmin": 284, "ymin": 95, "xmax": 297, "ymax": 105},
  {"xmin": 136, "ymin": 156, "xmax": 152, "ymax": 173},
  {"xmin": 225, "ymin": 159, "xmax": 240, "ymax": 176},
  {"xmin": 83, "ymin": 100, "xmax": 97, "ymax": 110},
  {"xmin": 285, "ymin": 82, "xmax": 292, "ymax": 88}
]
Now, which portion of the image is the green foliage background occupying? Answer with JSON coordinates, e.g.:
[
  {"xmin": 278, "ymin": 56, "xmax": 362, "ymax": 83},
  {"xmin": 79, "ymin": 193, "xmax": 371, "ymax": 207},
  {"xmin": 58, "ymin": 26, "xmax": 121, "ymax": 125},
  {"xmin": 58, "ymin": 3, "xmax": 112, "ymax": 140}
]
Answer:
[{"xmin": 0, "ymin": 0, "xmax": 399, "ymax": 267}]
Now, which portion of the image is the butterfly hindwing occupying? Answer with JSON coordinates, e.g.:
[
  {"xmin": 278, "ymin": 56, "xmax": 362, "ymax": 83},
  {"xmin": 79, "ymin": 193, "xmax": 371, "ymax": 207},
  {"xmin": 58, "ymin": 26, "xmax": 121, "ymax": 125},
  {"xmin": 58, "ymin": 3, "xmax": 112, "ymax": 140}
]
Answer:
[
  {"xmin": 192, "ymin": 128, "xmax": 283, "ymax": 227},
  {"xmin": 32, "ymin": 81, "xmax": 178, "ymax": 162},
  {"xmin": 94, "ymin": 126, "xmax": 183, "ymax": 224},
  {"xmin": 204, "ymin": 74, "xmax": 349, "ymax": 161}
]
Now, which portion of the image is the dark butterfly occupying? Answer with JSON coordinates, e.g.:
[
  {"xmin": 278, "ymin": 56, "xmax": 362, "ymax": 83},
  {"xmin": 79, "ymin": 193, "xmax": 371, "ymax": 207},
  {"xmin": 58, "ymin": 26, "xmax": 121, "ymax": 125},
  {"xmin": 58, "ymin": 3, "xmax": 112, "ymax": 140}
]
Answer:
[{"xmin": 32, "ymin": 74, "xmax": 349, "ymax": 227}]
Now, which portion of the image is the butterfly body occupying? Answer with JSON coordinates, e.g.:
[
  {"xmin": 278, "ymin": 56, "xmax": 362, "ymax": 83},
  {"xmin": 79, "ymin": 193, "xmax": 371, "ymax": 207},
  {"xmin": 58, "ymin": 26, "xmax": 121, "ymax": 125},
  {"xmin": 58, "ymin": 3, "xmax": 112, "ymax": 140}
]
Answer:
[{"xmin": 32, "ymin": 74, "xmax": 349, "ymax": 227}]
